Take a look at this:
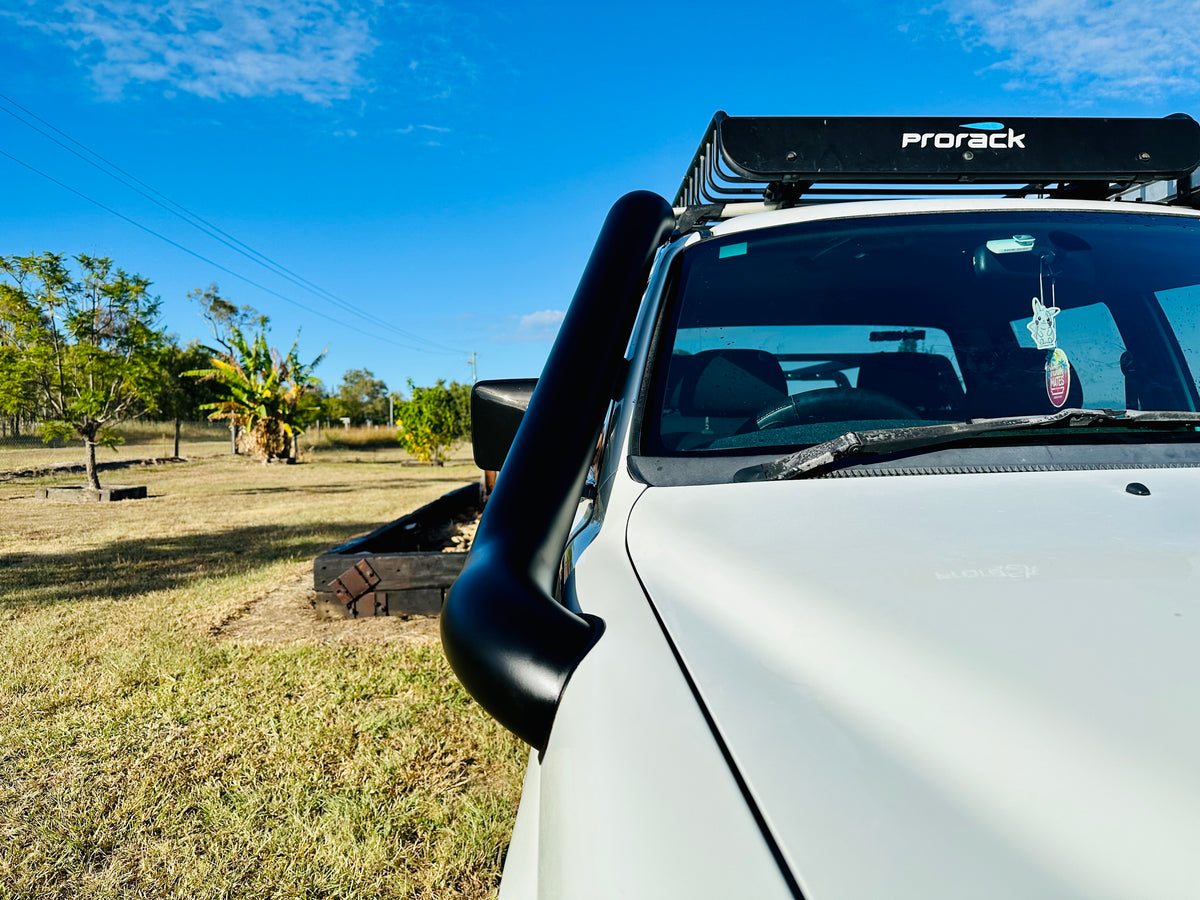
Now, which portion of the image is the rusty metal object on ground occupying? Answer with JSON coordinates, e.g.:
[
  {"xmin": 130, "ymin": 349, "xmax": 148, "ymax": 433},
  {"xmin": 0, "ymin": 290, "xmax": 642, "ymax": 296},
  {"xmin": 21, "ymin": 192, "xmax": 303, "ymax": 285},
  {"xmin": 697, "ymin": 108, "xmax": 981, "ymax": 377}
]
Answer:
[
  {"xmin": 313, "ymin": 482, "xmax": 483, "ymax": 618},
  {"xmin": 329, "ymin": 558, "xmax": 380, "ymax": 607}
]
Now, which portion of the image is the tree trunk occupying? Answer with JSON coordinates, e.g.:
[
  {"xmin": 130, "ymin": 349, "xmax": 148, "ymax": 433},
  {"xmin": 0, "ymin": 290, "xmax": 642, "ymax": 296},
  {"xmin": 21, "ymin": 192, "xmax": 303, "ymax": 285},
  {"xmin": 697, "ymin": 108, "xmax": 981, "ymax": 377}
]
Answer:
[
  {"xmin": 173, "ymin": 417, "xmax": 181, "ymax": 458},
  {"xmin": 84, "ymin": 438, "xmax": 100, "ymax": 489},
  {"xmin": 230, "ymin": 421, "xmax": 238, "ymax": 455}
]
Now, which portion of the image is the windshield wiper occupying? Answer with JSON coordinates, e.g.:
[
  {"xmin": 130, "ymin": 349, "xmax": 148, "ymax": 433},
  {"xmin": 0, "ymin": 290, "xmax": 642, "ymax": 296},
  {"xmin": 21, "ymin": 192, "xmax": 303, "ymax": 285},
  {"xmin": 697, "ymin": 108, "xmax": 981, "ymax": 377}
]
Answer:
[{"xmin": 733, "ymin": 408, "xmax": 1200, "ymax": 482}]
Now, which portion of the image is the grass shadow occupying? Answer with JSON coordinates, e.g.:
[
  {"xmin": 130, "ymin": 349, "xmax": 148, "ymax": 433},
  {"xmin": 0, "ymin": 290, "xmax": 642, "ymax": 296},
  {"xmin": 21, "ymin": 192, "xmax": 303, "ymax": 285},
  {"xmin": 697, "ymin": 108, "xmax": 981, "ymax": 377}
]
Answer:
[
  {"xmin": 227, "ymin": 474, "xmax": 475, "ymax": 497},
  {"xmin": 0, "ymin": 520, "xmax": 383, "ymax": 610}
]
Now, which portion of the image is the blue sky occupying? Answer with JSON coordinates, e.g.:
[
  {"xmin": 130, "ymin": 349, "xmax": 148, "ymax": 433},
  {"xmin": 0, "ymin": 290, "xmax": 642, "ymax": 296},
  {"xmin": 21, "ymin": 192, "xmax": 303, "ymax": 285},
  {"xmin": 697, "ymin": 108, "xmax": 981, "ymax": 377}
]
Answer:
[{"xmin": 2, "ymin": 0, "xmax": 1199, "ymax": 396}]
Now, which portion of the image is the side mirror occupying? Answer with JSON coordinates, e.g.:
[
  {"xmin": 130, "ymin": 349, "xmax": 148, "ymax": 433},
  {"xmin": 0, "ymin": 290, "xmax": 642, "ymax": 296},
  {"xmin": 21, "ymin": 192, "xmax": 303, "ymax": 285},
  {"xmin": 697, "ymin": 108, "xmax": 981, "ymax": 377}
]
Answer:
[{"xmin": 471, "ymin": 379, "xmax": 538, "ymax": 471}]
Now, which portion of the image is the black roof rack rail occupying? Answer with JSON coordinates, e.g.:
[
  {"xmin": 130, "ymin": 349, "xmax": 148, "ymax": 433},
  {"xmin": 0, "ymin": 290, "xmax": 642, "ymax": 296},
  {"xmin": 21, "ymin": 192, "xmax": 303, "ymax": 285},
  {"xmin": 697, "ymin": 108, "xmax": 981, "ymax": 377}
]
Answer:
[{"xmin": 674, "ymin": 112, "xmax": 1200, "ymax": 213}]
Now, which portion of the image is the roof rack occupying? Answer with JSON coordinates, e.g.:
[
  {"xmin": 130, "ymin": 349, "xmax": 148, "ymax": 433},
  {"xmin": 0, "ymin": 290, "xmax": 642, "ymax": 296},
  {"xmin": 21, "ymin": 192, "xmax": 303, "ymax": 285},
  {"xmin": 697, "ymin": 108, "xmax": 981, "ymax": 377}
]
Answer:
[{"xmin": 674, "ymin": 112, "xmax": 1200, "ymax": 221}]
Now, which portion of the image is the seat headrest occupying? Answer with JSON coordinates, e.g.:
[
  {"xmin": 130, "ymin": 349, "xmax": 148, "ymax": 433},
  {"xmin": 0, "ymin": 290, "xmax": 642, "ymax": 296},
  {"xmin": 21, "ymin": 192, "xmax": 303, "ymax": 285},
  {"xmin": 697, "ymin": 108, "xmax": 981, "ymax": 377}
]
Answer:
[
  {"xmin": 674, "ymin": 349, "xmax": 787, "ymax": 417},
  {"xmin": 855, "ymin": 353, "xmax": 964, "ymax": 417},
  {"xmin": 967, "ymin": 347, "xmax": 1083, "ymax": 417}
]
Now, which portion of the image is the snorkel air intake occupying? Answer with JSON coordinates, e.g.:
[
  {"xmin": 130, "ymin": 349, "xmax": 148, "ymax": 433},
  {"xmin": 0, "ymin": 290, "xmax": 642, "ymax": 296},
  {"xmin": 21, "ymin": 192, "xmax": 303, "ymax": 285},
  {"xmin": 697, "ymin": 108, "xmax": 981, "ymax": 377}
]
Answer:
[{"xmin": 441, "ymin": 191, "xmax": 676, "ymax": 750}]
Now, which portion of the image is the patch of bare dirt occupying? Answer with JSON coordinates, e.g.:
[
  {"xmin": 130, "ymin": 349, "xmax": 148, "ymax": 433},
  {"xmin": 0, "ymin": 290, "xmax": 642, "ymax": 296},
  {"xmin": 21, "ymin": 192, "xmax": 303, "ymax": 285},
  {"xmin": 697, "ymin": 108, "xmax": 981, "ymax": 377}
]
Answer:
[{"xmin": 211, "ymin": 562, "xmax": 441, "ymax": 647}]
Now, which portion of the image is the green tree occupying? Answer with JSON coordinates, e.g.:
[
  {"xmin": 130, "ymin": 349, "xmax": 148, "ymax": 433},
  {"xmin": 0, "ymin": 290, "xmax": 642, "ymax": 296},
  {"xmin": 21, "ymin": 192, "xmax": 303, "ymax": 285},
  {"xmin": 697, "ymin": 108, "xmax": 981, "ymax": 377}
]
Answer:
[
  {"xmin": 335, "ymin": 368, "xmax": 389, "ymax": 425},
  {"xmin": 447, "ymin": 380, "xmax": 473, "ymax": 442},
  {"xmin": 187, "ymin": 315, "xmax": 324, "ymax": 461},
  {"xmin": 1, "ymin": 261, "xmax": 55, "ymax": 436},
  {"xmin": 0, "ymin": 334, "xmax": 38, "ymax": 436},
  {"xmin": 395, "ymin": 379, "xmax": 460, "ymax": 465},
  {"xmin": 314, "ymin": 383, "xmax": 346, "ymax": 425},
  {"xmin": 153, "ymin": 339, "xmax": 223, "ymax": 457},
  {"xmin": 0, "ymin": 252, "xmax": 166, "ymax": 488},
  {"xmin": 189, "ymin": 283, "xmax": 265, "ymax": 453},
  {"xmin": 190, "ymin": 283, "xmax": 263, "ymax": 350}
]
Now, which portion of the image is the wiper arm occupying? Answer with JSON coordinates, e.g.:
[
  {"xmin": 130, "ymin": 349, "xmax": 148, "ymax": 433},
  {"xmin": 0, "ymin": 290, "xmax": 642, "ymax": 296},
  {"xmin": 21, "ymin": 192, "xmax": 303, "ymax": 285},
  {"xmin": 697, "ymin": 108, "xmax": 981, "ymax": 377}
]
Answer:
[{"xmin": 733, "ymin": 408, "xmax": 1200, "ymax": 482}]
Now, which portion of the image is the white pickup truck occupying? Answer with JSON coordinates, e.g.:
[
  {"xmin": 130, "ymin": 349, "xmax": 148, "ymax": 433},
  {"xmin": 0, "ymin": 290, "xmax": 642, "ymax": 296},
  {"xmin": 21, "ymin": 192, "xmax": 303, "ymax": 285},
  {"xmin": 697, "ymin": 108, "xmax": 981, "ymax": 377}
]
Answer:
[{"xmin": 443, "ymin": 113, "xmax": 1200, "ymax": 900}]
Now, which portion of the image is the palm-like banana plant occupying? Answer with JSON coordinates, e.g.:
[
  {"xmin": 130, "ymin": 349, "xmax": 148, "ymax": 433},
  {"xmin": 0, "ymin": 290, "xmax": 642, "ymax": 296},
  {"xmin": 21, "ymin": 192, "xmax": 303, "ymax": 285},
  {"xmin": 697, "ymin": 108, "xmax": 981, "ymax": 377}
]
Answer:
[{"xmin": 188, "ymin": 325, "xmax": 323, "ymax": 460}]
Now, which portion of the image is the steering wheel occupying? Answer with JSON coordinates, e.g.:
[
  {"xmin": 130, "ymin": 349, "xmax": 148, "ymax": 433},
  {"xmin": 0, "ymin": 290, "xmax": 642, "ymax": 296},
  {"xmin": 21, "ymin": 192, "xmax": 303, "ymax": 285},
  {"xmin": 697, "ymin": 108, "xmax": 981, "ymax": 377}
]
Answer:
[{"xmin": 756, "ymin": 388, "xmax": 922, "ymax": 430}]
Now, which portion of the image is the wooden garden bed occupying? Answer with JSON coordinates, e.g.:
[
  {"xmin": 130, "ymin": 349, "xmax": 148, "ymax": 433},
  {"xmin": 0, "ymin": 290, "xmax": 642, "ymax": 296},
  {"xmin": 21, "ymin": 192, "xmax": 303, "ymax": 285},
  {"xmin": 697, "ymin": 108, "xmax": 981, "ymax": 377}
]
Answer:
[{"xmin": 312, "ymin": 481, "xmax": 483, "ymax": 618}]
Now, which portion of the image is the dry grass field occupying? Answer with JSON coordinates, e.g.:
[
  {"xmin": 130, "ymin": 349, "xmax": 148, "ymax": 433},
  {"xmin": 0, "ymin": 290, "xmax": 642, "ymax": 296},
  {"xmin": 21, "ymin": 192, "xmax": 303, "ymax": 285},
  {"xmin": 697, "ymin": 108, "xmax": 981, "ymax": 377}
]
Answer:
[
  {"xmin": 0, "ymin": 421, "xmax": 404, "ymax": 474},
  {"xmin": 0, "ymin": 442, "xmax": 525, "ymax": 899},
  {"xmin": 0, "ymin": 421, "xmax": 230, "ymax": 474}
]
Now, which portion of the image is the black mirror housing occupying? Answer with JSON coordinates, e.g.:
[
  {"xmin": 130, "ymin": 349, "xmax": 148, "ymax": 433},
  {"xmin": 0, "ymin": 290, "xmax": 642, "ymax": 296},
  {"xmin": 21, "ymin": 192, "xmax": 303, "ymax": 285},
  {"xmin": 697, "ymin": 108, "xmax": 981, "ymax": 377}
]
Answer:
[{"xmin": 471, "ymin": 379, "xmax": 538, "ymax": 471}]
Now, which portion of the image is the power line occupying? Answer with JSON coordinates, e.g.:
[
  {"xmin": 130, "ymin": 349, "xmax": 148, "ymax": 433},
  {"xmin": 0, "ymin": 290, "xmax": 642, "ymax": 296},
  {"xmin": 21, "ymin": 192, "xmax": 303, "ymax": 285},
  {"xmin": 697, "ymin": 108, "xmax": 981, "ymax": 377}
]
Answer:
[
  {"xmin": 0, "ymin": 92, "xmax": 462, "ymax": 354},
  {"xmin": 0, "ymin": 92, "xmax": 465, "ymax": 355},
  {"xmin": 0, "ymin": 146, "xmax": 453, "ymax": 355}
]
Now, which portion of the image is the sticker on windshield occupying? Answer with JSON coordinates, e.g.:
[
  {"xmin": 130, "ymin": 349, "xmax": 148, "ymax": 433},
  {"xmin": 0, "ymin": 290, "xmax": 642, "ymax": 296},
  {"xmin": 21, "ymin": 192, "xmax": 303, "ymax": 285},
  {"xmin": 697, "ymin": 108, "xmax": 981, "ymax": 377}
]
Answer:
[
  {"xmin": 1026, "ymin": 295, "xmax": 1060, "ymax": 350},
  {"xmin": 1045, "ymin": 348, "xmax": 1071, "ymax": 407}
]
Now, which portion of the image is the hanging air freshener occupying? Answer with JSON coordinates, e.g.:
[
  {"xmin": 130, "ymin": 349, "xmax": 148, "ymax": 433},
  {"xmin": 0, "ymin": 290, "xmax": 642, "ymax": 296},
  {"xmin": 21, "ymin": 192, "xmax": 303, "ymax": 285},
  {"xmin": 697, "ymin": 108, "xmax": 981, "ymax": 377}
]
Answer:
[
  {"xmin": 1026, "ymin": 296, "xmax": 1060, "ymax": 350},
  {"xmin": 1045, "ymin": 347, "xmax": 1071, "ymax": 408},
  {"xmin": 1025, "ymin": 256, "xmax": 1060, "ymax": 351},
  {"xmin": 1022, "ymin": 254, "xmax": 1072, "ymax": 407}
]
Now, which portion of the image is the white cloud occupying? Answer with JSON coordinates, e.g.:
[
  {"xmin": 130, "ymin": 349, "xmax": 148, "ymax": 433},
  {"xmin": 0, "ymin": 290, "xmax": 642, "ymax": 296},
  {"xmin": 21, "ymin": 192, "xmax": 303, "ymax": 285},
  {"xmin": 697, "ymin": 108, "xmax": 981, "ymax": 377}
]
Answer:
[
  {"xmin": 8, "ymin": 0, "xmax": 378, "ymax": 103},
  {"xmin": 495, "ymin": 309, "xmax": 565, "ymax": 343},
  {"xmin": 519, "ymin": 309, "xmax": 565, "ymax": 331},
  {"xmin": 934, "ymin": 0, "xmax": 1200, "ymax": 100}
]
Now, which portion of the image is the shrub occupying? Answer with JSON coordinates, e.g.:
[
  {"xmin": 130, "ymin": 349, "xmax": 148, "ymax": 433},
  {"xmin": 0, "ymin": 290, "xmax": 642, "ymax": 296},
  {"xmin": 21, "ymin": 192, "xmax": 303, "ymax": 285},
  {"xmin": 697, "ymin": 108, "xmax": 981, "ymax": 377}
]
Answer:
[{"xmin": 395, "ymin": 379, "xmax": 461, "ymax": 464}]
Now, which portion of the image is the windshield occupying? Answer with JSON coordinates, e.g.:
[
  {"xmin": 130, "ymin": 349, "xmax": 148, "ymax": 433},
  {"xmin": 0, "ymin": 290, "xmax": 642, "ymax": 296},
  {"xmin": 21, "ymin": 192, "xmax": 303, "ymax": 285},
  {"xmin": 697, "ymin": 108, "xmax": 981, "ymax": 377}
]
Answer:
[{"xmin": 645, "ymin": 210, "xmax": 1200, "ymax": 455}]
